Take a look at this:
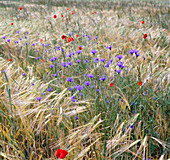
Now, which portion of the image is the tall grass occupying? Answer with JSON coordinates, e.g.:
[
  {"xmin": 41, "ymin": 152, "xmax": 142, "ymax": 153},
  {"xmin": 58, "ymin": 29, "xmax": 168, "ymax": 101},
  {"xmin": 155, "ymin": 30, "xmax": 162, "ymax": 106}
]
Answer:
[{"xmin": 0, "ymin": 0, "xmax": 169, "ymax": 159}]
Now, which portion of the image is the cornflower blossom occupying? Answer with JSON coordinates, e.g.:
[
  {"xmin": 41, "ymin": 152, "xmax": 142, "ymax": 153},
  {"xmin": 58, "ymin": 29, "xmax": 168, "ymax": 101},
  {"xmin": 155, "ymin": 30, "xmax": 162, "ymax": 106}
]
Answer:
[
  {"xmin": 66, "ymin": 77, "xmax": 74, "ymax": 82},
  {"xmin": 94, "ymin": 58, "xmax": 99, "ymax": 63},
  {"xmin": 61, "ymin": 62, "xmax": 67, "ymax": 67},
  {"xmin": 22, "ymin": 73, "xmax": 26, "ymax": 76},
  {"xmin": 88, "ymin": 74, "xmax": 94, "ymax": 78},
  {"xmin": 36, "ymin": 97, "xmax": 41, "ymax": 101},
  {"xmin": 84, "ymin": 59, "xmax": 88, "ymax": 63},
  {"xmin": 7, "ymin": 39, "xmax": 11, "ymax": 42},
  {"xmin": 76, "ymin": 50, "xmax": 82, "ymax": 54},
  {"xmin": 49, "ymin": 64, "xmax": 55, "ymax": 68},
  {"xmin": 116, "ymin": 70, "xmax": 121, "ymax": 74},
  {"xmin": 99, "ymin": 75, "xmax": 106, "ymax": 81},
  {"xmin": 91, "ymin": 50, "xmax": 97, "ymax": 55},
  {"xmin": 117, "ymin": 55, "xmax": 123, "ymax": 60},
  {"xmin": 67, "ymin": 61, "xmax": 72, "ymax": 66},
  {"xmin": 47, "ymin": 87, "xmax": 52, "ymax": 92},
  {"xmin": 85, "ymin": 81, "xmax": 91, "ymax": 86},
  {"xmin": 106, "ymin": 45, "xmax": 112, "ymax": 50},
  {"xmin": 76, "ymin": 59, "xmax": 81, "ymax": 63},
  {"xmin": 100, "ymin": 58, "xmax": 105, "ymax": 62}
]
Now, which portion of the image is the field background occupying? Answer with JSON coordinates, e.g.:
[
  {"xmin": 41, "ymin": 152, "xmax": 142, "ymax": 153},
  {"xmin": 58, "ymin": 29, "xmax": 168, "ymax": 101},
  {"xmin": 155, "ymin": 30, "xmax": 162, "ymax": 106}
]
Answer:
[{"xmin": 0, "ymin": 0, "xmax": 169, "ymax": 159}]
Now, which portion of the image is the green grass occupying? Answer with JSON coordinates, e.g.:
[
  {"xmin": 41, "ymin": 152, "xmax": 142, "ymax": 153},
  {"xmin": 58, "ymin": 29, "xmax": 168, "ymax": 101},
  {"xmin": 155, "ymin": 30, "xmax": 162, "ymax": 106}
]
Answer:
[{"xmin": 0, "ymin": 0, "xmax": 169, "ymax": 159}]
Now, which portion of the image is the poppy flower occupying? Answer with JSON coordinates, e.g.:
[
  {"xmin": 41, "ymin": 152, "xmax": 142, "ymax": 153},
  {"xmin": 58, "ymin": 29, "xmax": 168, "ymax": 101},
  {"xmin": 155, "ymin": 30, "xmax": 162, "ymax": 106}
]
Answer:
[
  {"xmin": 78, "ymin": 46, "xmax": 82, "ymax": 50},
  {"xmin": 19, "ymin": 7, "xmax": 22, "ymax": 10},
  {"xmin": 138, "ymin": 81, "xmax": 142, "ymax": 86},
  {"xmin": 61, "ymin": 15, "xmax": 63, "ymax": 17},
  {"xmin": 141, "ymin": 21, "xmax": 144, "ymax": 24},
  {"xmin": 11, "ymin": 23, "xmax": 13, "ymax": 25},
  {"xmin": 41, "ymin": 59, "xmax": 45, "ymax": 62},
  {"xmin": 95, "ymin": 12, "xmax": 97, "ymax": 14},
  {"xmin": 67, "ymin": 8, "xmax": 69, "ymax": 10},
  {"xmin": 92, "ymin": 12, "xmax": 94, "ymax": 14},
  {"xmin": 17, "ymin": 18, "xmax": 19, "ymax": 20},
  {"xmin": 163, "ymin": 29, "xmax": 166, "ymax": 32},
  {"xmin": 61, "ymin": 35, "xmax": 66, "ymax": 40},
  {"xmin": 53, "ymin": 15, "xmax": 57, "ymax": 18},
  {"xmin": 110, "ymin": 83, "xmax": 114, "ymax": 87},
  {"xmin": 76, "ymin": 34, "xmax": 79, "ymax": 37},
  {"xmin": 9, "ymin": 58, "xmax": 12, "ymax": 61},
  {"xmin": 66, "ymin": 18, "xmax": 68, "ymax": 20},
  {"xmin": 40, "ymin": 39, "xmax": 43, "ymax": 42},
  {"xmin": 16, "ymin": 12, "xmax": 18, "ymax": 14},
  {"xmin": 143, "ymin": 34, "xmax": 147, "ymax": 39},
  {"xmin": 68, "ymin": 37, "xmax": 74, "ymax": 42}
]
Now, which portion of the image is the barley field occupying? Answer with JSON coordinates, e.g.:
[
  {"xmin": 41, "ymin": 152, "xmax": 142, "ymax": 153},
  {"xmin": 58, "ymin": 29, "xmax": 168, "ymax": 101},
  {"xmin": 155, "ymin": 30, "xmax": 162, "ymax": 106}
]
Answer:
[{"xmin": 0, "ymin": 0, "xmax": 169, "ymax": 159}]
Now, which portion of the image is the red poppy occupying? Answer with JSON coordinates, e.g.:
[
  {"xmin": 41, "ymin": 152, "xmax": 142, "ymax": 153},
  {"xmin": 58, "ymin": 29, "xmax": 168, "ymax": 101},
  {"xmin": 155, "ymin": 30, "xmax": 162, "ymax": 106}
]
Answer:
[
  {"xmin": 71, "ymin": 12, "xmax": 74, "ymax": 15},
  {"xmin": 141, "ymin": 21, "xmax": 144, "ymax": 24},
  {"xmin": 16, "ymin": 12, "xmax": 18, "ymax": 14},
  {"xmin": 41, "ymin": 59, "xmax": 45, "ymax": 62},
  {"xmin": 68, "ymin": 37, "xmax": 74, "ymax": 42},
  {"xmin": 92, "ymin": 12, "xmax": 94, "ymax": 14},
  {"xmin": 95, "ymin": 12, "xmax": 97, "ymax": 14},
  {"xmin": 9, "ymin": 58, "xmax": 12, "ymax": 61},
  {"xmin": 11, "ymin": 23, "xmax": 13, "ymax": 25},
  {"xmin": 76, "ymin": 34, "xmax": 79, "ymax": 38},
  {"xmin": 61, "ymin": 35, "xmax": 67, "ymax": 40},
  {"xmin": 110, "ymin": 83, "xmax": 114, "ymax": 87},
  {"xmin": 66, "ymin": 18, "xmax": 69, "ymax": 20},
  {"xmin": 138, "ymin": 81, "xmax": 142, "ymax": 86},
  {"xmin": 143, "ymin": 34, "xmax": 147, "ymax": 39},
  {"xmin": 163, "ymin": 29, "xmax": 166, "ymax": 32},
  {"xmin": 53, "ymin": 15, "xmax": 57, "ymax": 18},
  {"xmin": 19, "ymin": 7, "xmax": 22, "ymax": 10},
  {"xmin": 40, "ymin": 39, "xmax": 43, "ymax": 42},
  {"xmin": 17, "ymin": 18, "xmax": 19, "ymax": 20},
  {"xmin": 61, "ymin": 15, "xmax": 63, "ymax": 17},
  {"xmin": 67, "ymin": 8, "xmax": 69, "ymax": 10},
  {"xmin": 78, "ymin": 46, "xmax": 82, "ymax": 50},
  {"xmin": 56, "ymin": 149, "xmax": 68, "ymax": 159}
]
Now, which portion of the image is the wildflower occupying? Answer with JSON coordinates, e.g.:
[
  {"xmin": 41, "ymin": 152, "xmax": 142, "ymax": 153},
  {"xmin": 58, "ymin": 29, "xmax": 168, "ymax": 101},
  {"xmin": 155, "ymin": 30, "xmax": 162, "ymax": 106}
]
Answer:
[
  {"xmin": 96, "ymin": 89, "xmax": 100, "ymax": 92},
  {"xmin": 163, "ymin": 29, "xmax": 166, "ymax": 32},
  {"xmin": 78, "ymin": 45, "xmax": 83, "ymax": 50},
  {"xmin": 40, "ymin": 39, "xmax": 43, "ymax": 42},
  {"xmin": 49, "ymin": 64, "xmax": 55, "ymax": 68},
  {"xmin": 67, "ymin": 8, "xmax": 69, "ymax": 10},
  {"xmin": 69, "ymin": 87, "xmax": 73, "ymax": 91},
  {"xmin": 141, "ymin": 21, "xmax": 144, "ymax": 24},
  {"xmin": 143, "ymin": 34, "xmax": 147, "ymax": 39},
  {"xmin": 85, "ymin": 81, "xmax": 91, "ymax": 86},
  {"xmin": 71, "ymin": 52, "xmax": 75, "ymax": 55},
  {"xmin": 15, "ymin": 40, "xmax": 19, "ymax": 43},
  {"xmin": 95, "ymin": 12, "xmax": 97, "ymax": 14},
  {"xmin": 84, "ymin": 73, "xmax": 87, "ymax": 77},
  {"xmin": 76, "ymin": 34, "xmax": 79, "ymax": 37},
  {"xmin": 47, "ymin": 87, "xmax": 52, "ymax": 92},
  {"xmin": 116, "ymin": 70, "xmax": 121, "ymax": 74},
  {"xmin": 99, "ymin": 75, "xmax": 106, "ymax": 81},
  {"xmin": 76, "ymin": 50, "xmax": 82, "ymax": 54},
  {"xmin": 76, "ymin": 59, "xmax": 81, "ymax": 63},
  {"xmin": 20, "ymin": 38, "xmax": 22, "ymax": 40},
  {"xmin": 117, "ymin": 61, "xmax": 124, "ymax": 67},
  {"xmin": 22, "ymin": 73, "xmax": 26, "ymax": 76},
  {"xmin": 138, "ymin": 81, "xmax": 142, "ymax": 86},
  {"xmin": 32, "ymin": 43, "xmax": 35, "ymax": 46},
  {"xmin": 100, "ymin": 58, "xmax": 105, "ymax": 62},
  {"xmin": 91, "ymin": 50, "xmax": 97, "ymax": 55},
  {"xmin": 130, "ymin": 125, "xmax": 134, "ymax": 129},
  {"xmin": 129, "ymin": 50, "xmax": 134, "ymax": 55},
  {"xmin": 42, "ymin": 92, "xmax": 46, "ymax": 95},
  {"xmin": 66, "ymin": 77, "xmax": 74, "ymax": 82},
  {"xmin": 61, "ymin": 35, "xmax": 66, "ymax": 40},
  {"xmin": 56, "ymin": 149, "xmax": 68, "ymax": 159},
  {"xmin": 67, "ymin": 61, "xmax": 72, "ymax": 66},
  {"xmin": 106, "ymin": 45, "xmax": 112, "ymax": 50},
  {"xmin": 56, "ymin": 46, "xmax": 61, "ymax": 50},
  {"xmin": 91, "ymin": 85, "xmax": 95, "ymax": 88},
  {"xmin": 92, "ymin": 12, "xmax": 94, "ymax": 14},
  {"xmin": 53, "ymin": 15, "xmax": 57, "ymax": 18},
  {"xmin": 61, "ymin": 15, "xmax": 63, "ymax": 17},
  {"xmin": 82, "ymin": 35, "xmax": 85, "ymax": 37},
  {"xmin": 105, "ymin": 62, "xmax": 111, "ymax": 68},
  {"xmin": 88, "ymin": 74, "xmax": 94, "ymax": 78},
  {"xmin": 36, "ymin": 57, "xmax": 41, "ymax": 60},
  {"xmin": 76, "ymin": 115, "xmax": 79, "ymax": 120},
  {"xmin": 9, "ymin": 58, "xmax": 12, "ymax": 61},
  {"xmin": 135, "ymin": 53, "xmax": 140, "ymax": 57},
  {"xmin": 36, "ymin": 97, "xmax": 41, "ymax": 101},
  {"xmin": 2, "ymin": 36, "xmax": 6, "ymax": 39},
  {"xmin": 31, "ymin": 83, "xmax": 34, "ymax": 86},
  {"xmin": 19, "ymin": 7, "xmax": 22, "ymax": 10},
  {"xmin": 16, "ymin": 31, "xmax": 19, "ymax": 34},
  {"xmin": 11, "ymin": 23, "xmax": 13, "ymax": 25},
  {"xmin": 61, "ymin": 62, "xmax": 67, "ymax": 67},
  {"xmin": 143, "ymin": 91, "xmax": 146, "ymax": 95},
  {"xmin": 94, "ymin": 58, "xmax": 99, "ymax": 63},
  {"xmin": 117, "ymin": 55, "xmax": 123, "ymax": 60},
  {"xmin": 110, "ymin": 83, "xmax": 114, "ymax": 87},
  {"xmin": 41, "ymin": 59, "xmax": 45, "ymax": 62},
  {"xmin": 84, "ymin": 59, "xmax": 88, "ymax": 63}
]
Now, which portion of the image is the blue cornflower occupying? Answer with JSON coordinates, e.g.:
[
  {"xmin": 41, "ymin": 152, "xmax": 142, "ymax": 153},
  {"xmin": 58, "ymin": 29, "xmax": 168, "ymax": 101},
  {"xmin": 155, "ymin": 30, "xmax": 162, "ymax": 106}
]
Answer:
[
  {"xmin": 32, "ymin": 43, "xmax": 35, "ymax": 46},
  {"xmin": 85, "ymin": 81, "xmax": 91, "ymax": 86},
  {"xmin": 116, "ymin": 70, "xmax": 121, "ymax": 74},
  {"xmin": 61, "ymin": 62, "xmax": 67, "ymax": 67},
  {"xmin": 79, "ymin": 92, "xmax": 83, "ymax": 96},
  {"xmin": 91, "ymin": 50, "xmax": 97, "ymax": 55},
  {"xmin": 71, "ymin": 52, "xmax": 75, "ymax": 56},
  {"xmin": 50, "ymin": 57, "xmax": 55, "ymax": 61},
  {"xmin": 88, "ymin": 74, "xmax": 94, "ymax": 78},
  {"xmin": 53, "ymin": 73, "xmax": 58, "ymax": 77},
  {"xmin": 76, "ymin": 50, "xmax": 82, "ymax": 54},
  {"xmin": 129, "ymin": 50, "xmax": 134, "ymax": 55},
  {"xmin": 2, "ymin": 36, "xmax": 6, "ymax": 39},
  {"xmin": 117, "ymin": 61, "xmax": 124, "ymax": 67},
  {"xmin": 36, "ymin": 57, "xmax": 41, "ymax": 60},
  {"xmin": 105, "ymin": 62, "xmax": 111, "ymax": 68},
  {"xmin": 135, "ymin": 53, "xmax": 140, "ymax": 57},
  {"xmin": 100, "ymin": 58, "xmax": 105, "ymax": 62},
  {"xmin": 84, "ymin": 59, "xmax": 88, "ymax": 63},
  {"xmin": 130, "ymin": 125, "xmax": 134, "ymax": 129},
  {"xmin": 117, "ymin": 55, "xmax": 123, "ymax": 60},
  {"xmin": 49, "ymin": 64, "xmax": 55, "ymax": 68},
  {"xmin": 16, "ymin": 31, "xmax": 19, "ymax": 34},
  {"xmin": 42, "ymin": 92, "xmax": 46, "ymax": 95},
  {"xmin": 7, "ymin": 39, "xmax": 11, "ymax": 42},
  {"xmin": 94, "ymin": 58, "xmax": 99, "ymax": 63},
  {"xmin": 106, "ymin": 45, "xmax": 112, "ymax": 50},
  {"xmin": 76, "ymin": 59, "xmax": 81, "ymax": 63},
  {"xmin": 56, "ymin": 46, "xmax": 61, "ymax": 50},
  {"xmin": 88, "ymin": 37, "xmax": 91, "ymax": 40},
  {"xmin": 84, "ymin": 74, "xmax": 87, "ymax": 77},
  {"xmin": 66, "ymin": 77, "xmax": 74, "ymax": 82},
  {"xmin": 69, "ymin": 87, "xmax": 73, "ymax": 91},
  {"xmin": 133, "ymin": 49, "xmax": 139, "ymax": 54},
  {"xmin": 15, "ymin": 40, "xmax": 19, "ymax": 43},
  {"xmin": 22, "ymin": 73, "xmax": 26, "ymax": 76},
  {"xmin": 27, "ymin": 32, "xmax": 29, "ymax": 34},
  {"xmin": 99, "ymin": 75, "xmax": 106, "ymax": 81},
  {"xmin": 120, "ymin": 65, "xmax": 125, "ymax": 69},
  {"xmin": 76, "ymin": 116, "xmax": 78, "ymax": 120},
  {"xmin": 20, "ymin": 38, "xmax": 22, "ymax": 40},
  {"xmin": 91, "ymin": 85, "xmax": 95, "ymax": 88},
  {"xmin": 82, "ymin": 35, "xmax": 85, "ymax": 37},
  {"xmin": 87, "ymin": 35, "xmax": 91, "ymax": 38},
  {"xmin": 67, "ymin": 61, "xmax": 72, "ymax": 66},
  {"xmin": 36, "ymin": 97, "xmax": 41, "ymax": 101},
  {"xmin": 110, "ymin": 59, "xmax": 113, "ymax": 63},
  {"xmin": 143, "ymin": 91, "xmax": 146, "ymax": 95},
  {"xmin": 96, "ymin": 89, "xmax": 100, "ymax": 92},
  {"xmin": 47, "ymin": 87, "xmax": 52, "ymax": 92}
]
